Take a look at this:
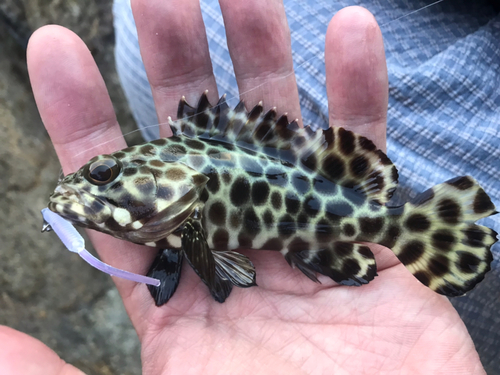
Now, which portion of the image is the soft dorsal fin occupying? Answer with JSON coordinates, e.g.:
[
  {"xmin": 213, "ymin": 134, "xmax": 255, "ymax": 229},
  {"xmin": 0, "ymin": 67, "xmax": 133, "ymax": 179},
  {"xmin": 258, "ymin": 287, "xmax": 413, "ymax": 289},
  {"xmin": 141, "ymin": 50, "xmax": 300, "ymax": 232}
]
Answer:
[{"xmin": 170, "ymin": 93, "xmax": 398, "ymax": 204}]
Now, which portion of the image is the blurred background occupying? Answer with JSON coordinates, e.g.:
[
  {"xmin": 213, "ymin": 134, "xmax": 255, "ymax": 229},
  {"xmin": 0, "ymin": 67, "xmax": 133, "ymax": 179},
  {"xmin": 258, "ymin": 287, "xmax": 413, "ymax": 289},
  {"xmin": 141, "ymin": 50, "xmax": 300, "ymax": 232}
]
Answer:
[
  {"xmin": 0, "ymin": 1, "xmax": 499, "ymax": 374},
  {"xmin": 0, "ymin": 1, "xmax": 142, "ymax": 374}
]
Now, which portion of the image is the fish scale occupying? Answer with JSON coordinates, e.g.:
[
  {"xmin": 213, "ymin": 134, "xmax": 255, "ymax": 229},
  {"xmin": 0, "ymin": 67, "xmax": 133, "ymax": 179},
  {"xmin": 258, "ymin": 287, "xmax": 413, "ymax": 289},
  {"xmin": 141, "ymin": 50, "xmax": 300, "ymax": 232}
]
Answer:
[{"xmin": 47, "ymin": 92, "xmax": 497, "ymax": 305}]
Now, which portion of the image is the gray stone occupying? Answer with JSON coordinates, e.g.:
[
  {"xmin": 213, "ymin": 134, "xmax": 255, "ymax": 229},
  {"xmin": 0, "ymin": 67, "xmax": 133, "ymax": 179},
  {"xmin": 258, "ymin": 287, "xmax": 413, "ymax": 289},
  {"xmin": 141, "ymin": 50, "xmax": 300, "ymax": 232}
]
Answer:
[{"xmin": 0, "ymin": 1, "xmax": 142, "ymax": 374}]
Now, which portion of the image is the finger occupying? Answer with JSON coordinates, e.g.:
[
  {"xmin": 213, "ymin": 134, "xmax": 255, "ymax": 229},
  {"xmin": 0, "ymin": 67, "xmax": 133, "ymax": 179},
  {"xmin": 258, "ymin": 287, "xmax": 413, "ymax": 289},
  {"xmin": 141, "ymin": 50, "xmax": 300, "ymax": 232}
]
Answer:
[
  {"xmin": 131, "ymin": 0, "xmax": 218, "ymax": 136},
  {"xmin": 27, "ymin": 26, "xmax": 158, "ymax": 323},
  {"xmin": 219, "ymin": 0, "xmax": 301, "ymax": 123},
  {"xmin": 325, "ymin": 6, "xmax": 388, "ymax": 150},
  {"xmin": 0, "ymin": 326, "xmax": 86, "ymax": 375},
  {"xmin": 27, "ymin": 26, "xmax": 126, "ymax": 173}
]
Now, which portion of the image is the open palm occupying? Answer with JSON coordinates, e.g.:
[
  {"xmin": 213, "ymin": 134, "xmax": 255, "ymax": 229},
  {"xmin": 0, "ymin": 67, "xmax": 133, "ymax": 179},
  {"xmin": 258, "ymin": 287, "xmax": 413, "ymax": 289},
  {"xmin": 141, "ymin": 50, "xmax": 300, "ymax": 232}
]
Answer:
[{"xmin": 0, "ymin": 1, "xmax": 485, "ymax": 374}]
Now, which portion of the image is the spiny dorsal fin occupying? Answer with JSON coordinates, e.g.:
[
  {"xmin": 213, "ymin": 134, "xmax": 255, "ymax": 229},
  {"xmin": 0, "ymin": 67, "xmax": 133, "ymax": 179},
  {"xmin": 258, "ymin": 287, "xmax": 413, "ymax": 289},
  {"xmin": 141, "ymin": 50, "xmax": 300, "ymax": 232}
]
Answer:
[{"xmin": 170, "ymin": 93, "xmax": 398, "ymax": 204}]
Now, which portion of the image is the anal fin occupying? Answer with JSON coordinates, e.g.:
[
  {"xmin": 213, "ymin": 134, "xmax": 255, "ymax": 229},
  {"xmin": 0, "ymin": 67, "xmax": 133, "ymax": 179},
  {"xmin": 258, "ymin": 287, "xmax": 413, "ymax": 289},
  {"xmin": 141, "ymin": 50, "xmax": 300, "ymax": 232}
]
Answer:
[{"xmin": 286, "ymin": 242, "xmax": 378, "ymax": 286}]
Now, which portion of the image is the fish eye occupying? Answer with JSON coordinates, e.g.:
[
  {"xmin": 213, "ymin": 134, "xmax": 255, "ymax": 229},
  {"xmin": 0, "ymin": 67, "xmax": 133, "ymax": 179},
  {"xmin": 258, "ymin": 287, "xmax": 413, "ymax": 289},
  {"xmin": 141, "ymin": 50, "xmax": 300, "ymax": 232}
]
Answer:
[{"xmin": 84, "ymin": 157, "xmax": 121, "ymax": 186}]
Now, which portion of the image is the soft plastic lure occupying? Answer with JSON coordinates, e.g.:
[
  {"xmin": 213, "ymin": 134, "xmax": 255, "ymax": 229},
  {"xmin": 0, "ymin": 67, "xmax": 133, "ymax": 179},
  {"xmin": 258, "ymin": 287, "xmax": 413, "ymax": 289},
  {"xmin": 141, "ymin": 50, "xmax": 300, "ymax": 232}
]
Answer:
[{"xmin": 41, "ymin": 208, "xmax": 160, "ymax": 287}]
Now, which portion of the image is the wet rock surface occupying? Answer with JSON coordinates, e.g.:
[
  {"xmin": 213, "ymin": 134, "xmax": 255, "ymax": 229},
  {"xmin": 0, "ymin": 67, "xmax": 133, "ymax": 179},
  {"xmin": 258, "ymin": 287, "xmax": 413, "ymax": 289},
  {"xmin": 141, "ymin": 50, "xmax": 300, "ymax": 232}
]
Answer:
[{"xmin": 0, "ymin": 1, "xmax": 142, "ymax": 374}]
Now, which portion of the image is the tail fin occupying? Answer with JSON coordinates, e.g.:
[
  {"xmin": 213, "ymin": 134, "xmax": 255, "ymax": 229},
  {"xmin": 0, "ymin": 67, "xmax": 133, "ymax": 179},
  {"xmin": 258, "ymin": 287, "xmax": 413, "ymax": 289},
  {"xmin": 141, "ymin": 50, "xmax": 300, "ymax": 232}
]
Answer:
[{"xmin": 391, "ymin": 176, "xmax": 497, "ymax": 296}]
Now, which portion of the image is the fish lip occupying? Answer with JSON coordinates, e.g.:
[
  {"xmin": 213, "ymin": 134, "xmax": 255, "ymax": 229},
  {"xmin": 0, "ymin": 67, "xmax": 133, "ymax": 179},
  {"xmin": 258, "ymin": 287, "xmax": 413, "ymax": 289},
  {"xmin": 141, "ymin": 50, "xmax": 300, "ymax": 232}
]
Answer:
[{"xmin": 48, "ymin": 183, "xmax": 111, "ymax": 224}]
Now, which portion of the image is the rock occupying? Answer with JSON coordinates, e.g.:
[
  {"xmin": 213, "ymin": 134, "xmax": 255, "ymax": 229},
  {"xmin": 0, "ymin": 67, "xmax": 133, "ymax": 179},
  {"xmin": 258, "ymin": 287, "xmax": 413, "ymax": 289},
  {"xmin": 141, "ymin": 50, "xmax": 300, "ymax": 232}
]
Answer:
[{"xmin": 0, "ymin": 2, "xmax": 142, "ymax": 374}]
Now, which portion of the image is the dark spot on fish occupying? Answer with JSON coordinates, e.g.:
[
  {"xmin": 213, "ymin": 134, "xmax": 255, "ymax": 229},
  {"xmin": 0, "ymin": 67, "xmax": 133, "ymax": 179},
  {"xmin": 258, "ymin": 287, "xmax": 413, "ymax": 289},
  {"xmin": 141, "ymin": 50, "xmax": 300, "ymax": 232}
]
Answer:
[
  {"xmin": 285, "ymin": 193, "xmax": 301, "ymax": 214},
  {"xmin": 323, "ymin": 155, "xmax": 345, "ymax": 180},
  {"xmin": 206, "ymin": 173, "xmax": 220, "ymax": 194},
  {"xmin": 166, "ymin": 144, "xmax": 187, "ymax": 156},
  {"xmin": 131, "ymin": 159, "xmax": 147, "ymax": 166},
  {"xmin": 437, "ymin": 199, "xmax": 461, "ymax": 224},
  {"xmin": 165, "ymin": 167, "xmax": 187, "ymax": 181},
  {"xmin": 110, "ymin": 181, "xmax": 123, "ymax": 191},
  {"xmin": 185, "ymin": 139, "xmax": 205, "ymax": 150},
  {"xmin": 271, "ymin": 191, "xmax": 282, "ymax": 210},
  {"xmin": 135, "ymin": 178, "xmax": 155, "ymax": 194},
  {"xmin": 221, "ymin": 171, "xmax": 231, "ymax": 184},
  {"xmin": 140, "ymin": 145, "xmax": 156, "ymax": 155},
  {"xmin": 209, "ymin": 201, "xmax": 226, "ymax": 226},
  {"xmin": 464, "ymin": 226, "xmax": 485, "ymax": 247},
  {"xmin": 359, "ymin": 217, "xmax": 384, "ymax": 236},
  {"xmin": 243, "ymin": 208, "xmax": 260, "ymax": 238},
  {"xmin": 405, "ymin": 213, "xmax": 431, "ymax": 232},
  {"xmin": 358, "ymin": 245, "xmax": 373, "ymax": 259},
  {"xmin": 358, "ymin": 137, "xmax": 376, "ymax": 151},
  {"xmin": 157, "ymin": 185, "xmax": 174, "ymax": 200},
  {"xmin": 200, "ymin": 188, "xmax": 209, "ymax": 203},
  {"xmin": 150, "ymin": 160, "xmax": 164, "ymax": 168},
  {"xmin": 104, "ymin": 217, "xmax": 123, "ymax": 232},
  {"xmin": 229, "ymin": 210, "xmax": 241, "ymax": 229},
  {"xmin": 297, "ymin": 212, "xmax": 310, "ymax": 227},
  {"xmin": 123, "ymin": 168, "xmax": 137, "ymax": 177},
  {"xmin": 391, "ymin": 166, "xmax": 398, "ymax": 182},
  {"xmin": 457, "ymin": 252, "xmax": 482, "ymax": 274},
  {"xmin": 238, "ymin": 233, "xmax": 253, "ymax": 248},
  {"xmin": 266, "ymin": 167, "xmax": 288, "ymax": 187},
  {"xmin": 240, "ymin": 157, "xmax": 264, "ymax": 177},
  {"xmin": 302, "ymin": 153, "xmax": 317, "ymax": 172},
  {"xmin": 316, "ymin": 218, "xmax": 335, "ymax": 242},
  {"xmin": 326, "ymin": 201, "xmax": 353, "ymax": 217},
  {"xmin": 150, "ymin": 168, "xmax": 163, "ymax": 178},
  {"xmin": 288, "ymin": 237, "xmax": 309, "ymax": 252},
  {"xmin": 398, "ymin": 240, "xmax": 425, "ymax": 265},
  {"xmin": 291, "ymin": 173, "xmax": 310, "ymax": 194},
  {"xmin": 350, "ymin": 155, "xmax": 369, "ymax": 177},
  {"xmin": 413, "ymin": 271, "xmax": 431, "ymax": 287},
  {"xmin": 260, "ymin": 238, "xmax": 283, "ymax": 250},
  {"xmin": 473, "ymin": 189, "xmax": 494, "ymax": 214},
  {"xmin": 151, "ymin": 138, "xmax": 168, "ymax": 146},
  {"xmin": 334, "ymin": 242, "xmax": 353, "ymax": 257},
  {"xmin": 413, "ymin": 188, "xmax": 435, "ymax": 205},
  {"xmin": 342, "ymin": 223, "xmax": 356, "ymax": 237},
  {"xmin": 187, "ymin": 153, "xmax": 206, "ymax": 169},
  {"xmin": 123, "ymin": 146, "xmax": 137, "ymax": 153},
  {"xmin": 338, "ymin": 128, "xmax": 355, "ymax": 155},
  {"xmin": 342, "ymin": 258, "xmax": 361, "ymax": 277},
  {"xmin": 380, "ymin": 225, "xmax": 400, "ymax": 249},
  {"xmin": 263, "ymin": 209, "xmax": 274, "ymax": 230},
  {"xmin": 429, "ymin": 255, "xmax": 449, "ymax": 277},
  {"xmin": 230, "ymin": 177, "xmax": 250, "ymax": 206},
  {"xmin": 436, "ymin": 282, "xmax": 464, "ymax": 297},
  {"xmin": 432, "ymin": 230, "xmax": 455, "ymax": 251},
  {"xmin": 376, "ymin": 150, "xmax": 393, "ymax": 166},
  {"xmin": 251, "ymin": 181, "xmax": 270, "ymax": 206},
  {"xmin": 220, "ymin": 142, "xmax": 235, "ymax": 151},
  {"xmin": 212, "ymin": 228, "xmax": 229, "ymax": 250},
  {"xmin": 277, "ymin": 214, "xmax": 295, "ymax": 237},
  {"xmin": 303, "ymin": 195, "xmax": 320, "ymax": 217},
  {"xmin": 113, "ymin": 151, "xmax": 126, "ymax": 159},
  {"xmin": 447, "ymin": 176, "xmax": 474, "ymax": 190},
  {"xmin": 192, "ymin": 174, "xmax": 208, "ymax": 186}
]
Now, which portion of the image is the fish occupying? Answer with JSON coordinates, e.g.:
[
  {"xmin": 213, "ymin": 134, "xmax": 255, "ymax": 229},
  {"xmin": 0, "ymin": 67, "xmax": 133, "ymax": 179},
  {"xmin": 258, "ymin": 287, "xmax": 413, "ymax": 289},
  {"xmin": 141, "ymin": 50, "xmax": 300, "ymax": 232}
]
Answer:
[{"xmin": 46, "ymin": 92, "xmax": 498, "ymax": 306}]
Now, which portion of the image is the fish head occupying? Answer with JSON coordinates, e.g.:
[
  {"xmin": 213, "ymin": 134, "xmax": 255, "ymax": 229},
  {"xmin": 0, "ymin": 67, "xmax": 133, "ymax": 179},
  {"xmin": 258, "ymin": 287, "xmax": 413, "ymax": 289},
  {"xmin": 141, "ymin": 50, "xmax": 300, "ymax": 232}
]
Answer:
[{"xmin": 48, "ymin": 151, "xmax": 208, "ymax": 244}]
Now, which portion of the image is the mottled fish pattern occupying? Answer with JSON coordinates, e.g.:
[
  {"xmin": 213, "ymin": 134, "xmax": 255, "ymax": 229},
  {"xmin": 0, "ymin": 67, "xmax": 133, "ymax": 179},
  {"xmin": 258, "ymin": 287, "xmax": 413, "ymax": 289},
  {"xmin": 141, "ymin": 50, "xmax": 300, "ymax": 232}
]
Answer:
[{"xmin": 48, "ymin": 93, "xmax": 498, "ymax": 305}]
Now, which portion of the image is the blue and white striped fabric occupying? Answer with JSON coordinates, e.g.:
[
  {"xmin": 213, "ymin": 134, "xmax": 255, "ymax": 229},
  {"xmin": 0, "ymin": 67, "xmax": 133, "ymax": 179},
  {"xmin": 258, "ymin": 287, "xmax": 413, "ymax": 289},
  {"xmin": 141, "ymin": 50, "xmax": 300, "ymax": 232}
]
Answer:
[{"xmin": 113, "ymin": 0, "xmax": 500, "ymax": 371}]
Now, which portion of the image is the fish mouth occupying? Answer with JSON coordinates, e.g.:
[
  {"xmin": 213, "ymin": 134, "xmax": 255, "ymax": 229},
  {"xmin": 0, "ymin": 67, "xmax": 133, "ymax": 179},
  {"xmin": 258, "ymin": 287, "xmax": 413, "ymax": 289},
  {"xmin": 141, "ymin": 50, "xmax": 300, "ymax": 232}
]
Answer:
[{"xmin": 48, "ymin": 184, "xmax": 112, "ymax": 226}]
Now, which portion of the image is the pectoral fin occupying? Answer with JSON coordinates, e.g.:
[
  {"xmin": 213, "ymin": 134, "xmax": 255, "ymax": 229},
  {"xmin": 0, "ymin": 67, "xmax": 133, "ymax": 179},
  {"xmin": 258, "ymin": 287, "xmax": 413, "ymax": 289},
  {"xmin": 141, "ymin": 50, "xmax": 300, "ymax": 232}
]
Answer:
[{"xmin": 147, "ymin": 248, "xmax": 183, "ymax": 306}]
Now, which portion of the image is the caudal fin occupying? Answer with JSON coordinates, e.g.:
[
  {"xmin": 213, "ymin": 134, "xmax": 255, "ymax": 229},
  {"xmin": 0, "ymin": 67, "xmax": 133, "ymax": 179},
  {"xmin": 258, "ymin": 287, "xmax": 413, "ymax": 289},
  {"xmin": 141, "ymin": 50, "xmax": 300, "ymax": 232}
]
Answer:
[{"xmin": 392, "ymin": 176, "xmax": 497, "ymax": 296}]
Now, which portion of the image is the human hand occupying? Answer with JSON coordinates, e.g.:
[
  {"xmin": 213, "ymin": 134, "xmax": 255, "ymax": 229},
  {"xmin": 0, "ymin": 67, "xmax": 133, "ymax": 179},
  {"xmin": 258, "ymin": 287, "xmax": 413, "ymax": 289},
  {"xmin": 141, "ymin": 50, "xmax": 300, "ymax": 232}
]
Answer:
[{"xmin": 0, "ymin": 1, "xmax": 485, "ymax": 374}]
